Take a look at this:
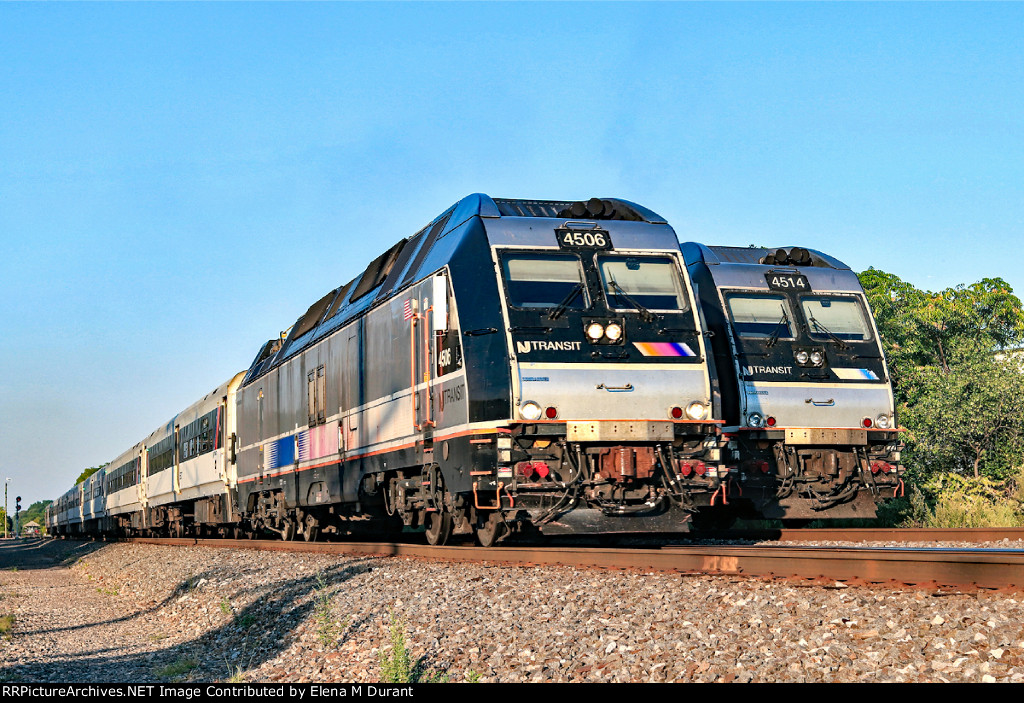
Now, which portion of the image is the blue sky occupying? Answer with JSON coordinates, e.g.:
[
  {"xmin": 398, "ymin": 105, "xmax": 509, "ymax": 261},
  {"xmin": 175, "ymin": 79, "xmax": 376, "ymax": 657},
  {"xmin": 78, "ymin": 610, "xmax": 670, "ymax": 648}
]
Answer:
[{"xmin": 2, "ymin": 3, "xmax": 1022, "ymax": 508}]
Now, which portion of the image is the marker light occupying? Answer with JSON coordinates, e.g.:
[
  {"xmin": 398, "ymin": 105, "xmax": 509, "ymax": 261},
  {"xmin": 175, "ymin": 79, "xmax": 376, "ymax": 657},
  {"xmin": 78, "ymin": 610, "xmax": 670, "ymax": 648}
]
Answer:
[
  {"xmin": 586, "ymin": 323, "xmax": 605, "ymax": 340},
  {"xmin": 605, "ymin": 322, "xmax": 623, "ymax": 341},
  {"xmin": 862, "ymin": 417, "xmax": 873, "ymax": 428},
  {"xmin": 520, "ymin": 401, "xmax": 543, "ymax": 421},
  {"xmin": 545, "ymin": 406, "xmax": 558, "ymax": 419},
  {"xmin": 670, "ymin": 406, "xmax": 684, "ymax": 419},
  {"xmin": 686, "ymin": 401, "xmax": 707, "ymax": 421},
  {"xmin": 766, "ymin": 416, "xmax": 777, "ymax": 427}
]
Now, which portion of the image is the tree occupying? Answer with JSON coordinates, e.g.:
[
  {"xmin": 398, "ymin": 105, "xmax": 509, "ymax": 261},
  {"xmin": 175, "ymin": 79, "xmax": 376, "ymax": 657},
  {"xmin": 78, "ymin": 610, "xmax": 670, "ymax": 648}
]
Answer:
[
  {"xmin": 859, "ymin": 269, "xmax": 1024, "ymax": 482},
  {"xmin": 75, "ymin": 464, "xmax": 107, "ymax": 485}
]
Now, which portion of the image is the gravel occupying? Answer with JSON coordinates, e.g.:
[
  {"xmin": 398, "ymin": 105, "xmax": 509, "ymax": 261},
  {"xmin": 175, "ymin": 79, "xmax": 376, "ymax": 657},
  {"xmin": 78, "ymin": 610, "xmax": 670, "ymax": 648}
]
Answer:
[{"xmin": 2, "ymin": 537, "xmax": 1024, "ymax": 683}]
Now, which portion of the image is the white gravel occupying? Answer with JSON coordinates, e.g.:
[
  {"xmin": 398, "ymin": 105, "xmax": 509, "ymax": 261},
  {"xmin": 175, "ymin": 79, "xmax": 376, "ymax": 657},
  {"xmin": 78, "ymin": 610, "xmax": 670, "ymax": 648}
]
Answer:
[{"xmin": 2, "ymin": 538, "xmax": 1024, "ymax": 683}]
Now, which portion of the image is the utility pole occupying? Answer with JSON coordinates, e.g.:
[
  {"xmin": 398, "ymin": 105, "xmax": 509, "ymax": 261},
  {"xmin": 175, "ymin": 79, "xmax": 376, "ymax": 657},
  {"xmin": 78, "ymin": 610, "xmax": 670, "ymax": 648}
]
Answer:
[{"xmin": 3, "ymin": 479, "xmax": 9, "ymax": 539}]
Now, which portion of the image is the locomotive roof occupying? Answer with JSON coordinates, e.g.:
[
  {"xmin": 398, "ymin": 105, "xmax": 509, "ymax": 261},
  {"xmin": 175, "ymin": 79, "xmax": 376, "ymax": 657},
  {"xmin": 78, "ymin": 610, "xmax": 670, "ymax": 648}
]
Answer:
[
  {"xmin": 680, "ymin": 242, "xmax": 865, "ymax": 293},
  {"xmin": 243, "ymin": 194, "xmax": 675, "ymax": 385}
]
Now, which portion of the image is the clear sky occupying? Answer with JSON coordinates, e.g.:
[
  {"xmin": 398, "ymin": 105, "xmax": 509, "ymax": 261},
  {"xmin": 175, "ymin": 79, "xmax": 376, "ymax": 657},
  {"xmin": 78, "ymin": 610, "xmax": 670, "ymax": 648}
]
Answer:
[{"xmin": 2, "ymin": 3, "xmax": 1022, "ymax": 509}]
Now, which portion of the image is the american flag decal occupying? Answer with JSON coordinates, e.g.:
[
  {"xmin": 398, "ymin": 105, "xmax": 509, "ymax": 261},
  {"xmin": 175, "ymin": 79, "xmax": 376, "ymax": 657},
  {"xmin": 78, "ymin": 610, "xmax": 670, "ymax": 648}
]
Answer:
[{"xmin": 403, "ymin": 299, "xmax": 414, "ymax": 320}]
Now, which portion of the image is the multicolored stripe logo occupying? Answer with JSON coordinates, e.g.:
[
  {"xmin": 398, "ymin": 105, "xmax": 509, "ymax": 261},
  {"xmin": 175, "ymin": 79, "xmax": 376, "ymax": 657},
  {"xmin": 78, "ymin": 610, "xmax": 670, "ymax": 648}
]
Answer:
[
  {"xmin": 633, "ymin": 342, "xmax": 696, "ymax": 357},
  {"xmin": 833, "ymin": 368, "xmax": 880, "ymax": 381}
]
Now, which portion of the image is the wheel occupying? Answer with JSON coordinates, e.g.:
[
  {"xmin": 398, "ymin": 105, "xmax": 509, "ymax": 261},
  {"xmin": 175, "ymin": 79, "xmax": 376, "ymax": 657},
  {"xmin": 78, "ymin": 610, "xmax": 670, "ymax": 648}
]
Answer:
[
  {"xmin": 475, "ymin": 513, "xmax": 507, "ymax": 547},
  {"xmin": 424, "ymin": 511, "xmax": 453, "ymax": 546},
  {"xmin": 303, "ymin": 515, "xmax": 320, "ymax": 542},
  {"xmin": 281, "ymin": 518, "xmax": 296, "ymax": 542}
]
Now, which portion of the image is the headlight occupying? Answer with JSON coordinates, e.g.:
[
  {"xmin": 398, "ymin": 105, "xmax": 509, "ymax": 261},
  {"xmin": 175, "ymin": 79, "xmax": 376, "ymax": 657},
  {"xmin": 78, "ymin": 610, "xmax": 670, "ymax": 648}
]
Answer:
[
  {"xmin": 747, "ymin": 412, "xmax": 764, "ymax": 428},
  {"xmin": 586, "ymin": 323, "xmax": 605, "ymax": 340},
  {"xmin": 875, "ymin": 413, "xmax": 890, "ymax": 429},
  {"xmin": 605, "ymin": 322, "xmax": 623, "ymax": 341},
  {"xmin": 810, "ymin": 351, "xmax": 824, "ymax": 366},
  {"xmin": 795, "ymin": 350, "xmax": 809, "ymax": 364},
  {"xmin": 685, "ymin": 401, "xmax": 707, "ymax": 421},
  {"xmin": 520, "ymin": 401, "xmax": 543, "ymax": 421}
]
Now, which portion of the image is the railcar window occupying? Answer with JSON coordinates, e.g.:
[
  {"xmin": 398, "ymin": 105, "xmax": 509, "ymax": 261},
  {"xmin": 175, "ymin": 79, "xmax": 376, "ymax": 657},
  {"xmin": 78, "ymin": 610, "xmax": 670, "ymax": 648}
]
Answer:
[
  {"xmin": 501, "ymin": 254, "xmax": 588, "ymax": 310},
  {"xmin": 800, "ymin": 296, "xmax": 873, "ymax": 341},
  {"xmin": 598, "ymin": 256, "xmax": 689, "ymax": 312},
  {"xmin": 725, "ymin": 294, "xmax": 796, "ymax": 338}
]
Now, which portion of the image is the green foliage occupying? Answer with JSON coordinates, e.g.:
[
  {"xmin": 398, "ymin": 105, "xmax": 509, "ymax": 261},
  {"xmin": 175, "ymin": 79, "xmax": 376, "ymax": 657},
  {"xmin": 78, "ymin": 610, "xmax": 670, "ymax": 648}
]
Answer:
[
  {"xmin": 859, "ymin": 269, "xmax": 1024, "ymax": 481},
  {"xmin": 376, "ymin": 609, "xmax": 449, "ymax": 683},
  {"xmin": 75, "ymin": 464, "xmax": 108, "ymax": 485},
  {"xmin": 0, "ymin": 614, "xmax": 14, "ymax": 638},
  {"xmin": 155, "ymin": 657, "xmax": 198, "ymax": 679},
  {"xmin": 920, "ymin": 472, "xmax": 1024, "ymax": 528},
  {"xmin": 20, "ymin": 501, "xmax": 51, "ymax": 528},
  {"xmin": 378, "ymin": 610, "xmax": 415, "ymax": 683},
  {"xmin": 313, "ymin": 573, "xmax": 349, "ymax": 647}
]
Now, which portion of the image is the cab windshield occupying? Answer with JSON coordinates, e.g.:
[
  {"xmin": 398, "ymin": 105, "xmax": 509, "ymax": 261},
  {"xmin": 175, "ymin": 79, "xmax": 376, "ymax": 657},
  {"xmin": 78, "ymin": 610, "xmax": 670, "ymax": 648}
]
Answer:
[
  {"xmin": 726, "ymin": 294, "xmax": 794, "ymax": 338},
  {"xmin": 598, "ymin": 255, "xmax": 689, "ymax": 312},
  {"xmin": 800, "ymin": 295, "xmax": 873, "ymax": 342},
  {"xmin": 502, "ymin": 253, "xmax": 588, "ymax": 309}
]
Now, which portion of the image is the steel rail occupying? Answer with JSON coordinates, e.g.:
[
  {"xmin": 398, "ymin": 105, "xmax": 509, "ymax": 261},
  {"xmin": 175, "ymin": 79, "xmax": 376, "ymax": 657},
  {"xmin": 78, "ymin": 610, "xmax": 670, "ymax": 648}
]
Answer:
[
  {"xmin": 691, "ymin": 527, "xmax": 1024, "ymax": 543},
  {"xmin": 122, "ymin": 537, "xmax": 1024, "ymax": 592}
]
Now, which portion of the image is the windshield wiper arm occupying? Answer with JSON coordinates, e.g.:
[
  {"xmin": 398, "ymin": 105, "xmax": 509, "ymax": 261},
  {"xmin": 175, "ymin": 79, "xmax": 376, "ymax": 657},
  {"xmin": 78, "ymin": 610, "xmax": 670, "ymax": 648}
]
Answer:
[
  {"xmin": 608, "ymin": 279, "xmax": 656, "ymax": 323},
  {"xmin": 809, "ymin": 315, "xmax": 850, "ymax": 351},
  {"xmin": 548, "ymin": 282, "xmax": 585, "ymax": 320},
  {"xmin": 766, "ymin": 306, "xmax": 790, "ymax": 349}
]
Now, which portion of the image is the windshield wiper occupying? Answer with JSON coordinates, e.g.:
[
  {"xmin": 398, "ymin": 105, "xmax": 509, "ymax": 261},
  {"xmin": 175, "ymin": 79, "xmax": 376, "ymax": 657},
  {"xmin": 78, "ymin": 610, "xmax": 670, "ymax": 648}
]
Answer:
[
  {"xmin": 548, "ymin": 281, "xmax": 585, "ymax": 320},
  {"xmin": 608, "ymin": 279, "xmax": 656, "ymax": 323},
  {"xmin": 765, "ymin": 306, "xmax": 790, "ymax": 349},
  {"xmin": 809, "ymin": 315, "xmax": 851, "ymax": 351}
]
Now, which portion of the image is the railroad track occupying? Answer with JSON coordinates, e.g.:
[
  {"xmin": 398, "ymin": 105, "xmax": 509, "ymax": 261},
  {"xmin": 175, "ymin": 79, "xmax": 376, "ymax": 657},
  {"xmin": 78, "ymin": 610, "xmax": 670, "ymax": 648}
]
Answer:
[{"xmin": 111, "ymin": 531, "xmax": 1024, "ymax": 593}]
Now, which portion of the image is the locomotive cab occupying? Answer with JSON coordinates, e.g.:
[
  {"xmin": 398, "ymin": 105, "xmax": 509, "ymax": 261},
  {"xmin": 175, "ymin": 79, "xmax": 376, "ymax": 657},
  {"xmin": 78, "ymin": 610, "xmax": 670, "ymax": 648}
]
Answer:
[
  {"xmin": 682, "ymin": 244, "xmax": 904, "ymax": 522},
  {"xmin": 479, "ymin": 199, "xmax": 723, "ymax": 538}
]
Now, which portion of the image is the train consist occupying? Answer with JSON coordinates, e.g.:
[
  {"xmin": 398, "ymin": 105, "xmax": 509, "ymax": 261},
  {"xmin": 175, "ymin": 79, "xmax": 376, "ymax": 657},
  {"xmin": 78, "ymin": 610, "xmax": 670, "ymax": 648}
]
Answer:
[{"xmin": 47, "ymin": 194, "xmax": 903, "ymax": 544}]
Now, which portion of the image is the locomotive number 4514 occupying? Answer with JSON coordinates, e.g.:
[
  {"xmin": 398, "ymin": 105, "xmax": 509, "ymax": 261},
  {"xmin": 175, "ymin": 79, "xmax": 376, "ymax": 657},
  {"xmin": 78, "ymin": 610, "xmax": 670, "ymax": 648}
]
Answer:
[{"xmin": 765, "ymin": 273, "xmax": 811, "ymax": 291}]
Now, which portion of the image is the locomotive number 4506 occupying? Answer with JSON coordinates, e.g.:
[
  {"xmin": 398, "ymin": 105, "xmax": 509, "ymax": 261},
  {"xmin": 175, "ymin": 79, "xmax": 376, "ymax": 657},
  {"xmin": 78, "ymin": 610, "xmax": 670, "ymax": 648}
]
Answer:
[
  {"xmin": 766, "ymin": 273, "xmax": 811, "ymax": 291},
  {"xmin": 556, "ymin": 229, "xmax": 613, "ymax": 250}
]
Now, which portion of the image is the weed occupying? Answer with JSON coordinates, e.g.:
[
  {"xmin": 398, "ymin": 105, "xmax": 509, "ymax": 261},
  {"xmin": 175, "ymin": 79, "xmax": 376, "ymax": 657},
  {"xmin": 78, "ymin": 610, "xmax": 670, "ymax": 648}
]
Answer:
[
  {"xmin": 219, "ymin": 598, "xmax": 232, "ymax": 616},
  {"xmin": 378, "ymin": 610, "xmax": 415, "ymax": 683},
  {"xmin": 313, "ymin": 573, "xmax": 349, "ymax": 647},
  {"xmin": 376, "ymin": 609, "xmax": 447, "ymax": 684},
  {"xmin": 466, "ymin": 670, "xmax": 481, "ymax": 683},
  {"xmin": 225, "ymin": 664, "xmax": 245, "ymax": 683},
  {"xmin": 0, "ymin": 614, "xmax": 15, "ymax": 638},
  {"xmin": 155, "ymin": 657, "xmax": 198, "ymax": 679},
  {"xmin": 148, "ymin": 633, "xmax": 169, "ymax": 642},
  {"xmin": 7, "ymin": 567, "xmax": 17, "ymax": 572},
  {"xmin": 96, "ymin": 587, "xmax": 119, "ymax": 596},
  {"xmin": 236, "ymin": 613, "xmax": 256, "ymax": 630}
]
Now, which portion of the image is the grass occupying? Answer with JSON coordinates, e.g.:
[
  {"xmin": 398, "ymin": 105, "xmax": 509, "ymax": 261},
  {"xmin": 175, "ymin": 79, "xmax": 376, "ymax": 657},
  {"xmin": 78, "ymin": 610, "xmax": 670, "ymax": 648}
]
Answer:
[
  {"xmin": 0, "ymin": 614, "xmax": 15, "ymax": 638},
  {"xmin": 219, "ymin": 598, "xmax": 232, "ymax": 616},
  {"xmin": 96, "ymin": 587, "xmax": 118, "ymax": 596},
  {"xmin": 155, "ymin": 657, "xmax": 198, "ymax": 679}
]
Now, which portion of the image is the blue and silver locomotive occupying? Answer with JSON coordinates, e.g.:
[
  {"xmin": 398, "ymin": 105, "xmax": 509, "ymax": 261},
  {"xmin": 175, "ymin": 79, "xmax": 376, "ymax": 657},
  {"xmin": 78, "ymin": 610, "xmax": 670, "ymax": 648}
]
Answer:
[{"xmin": 682, "ymin": 244, "xmax": 904, "ymax": 524}]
